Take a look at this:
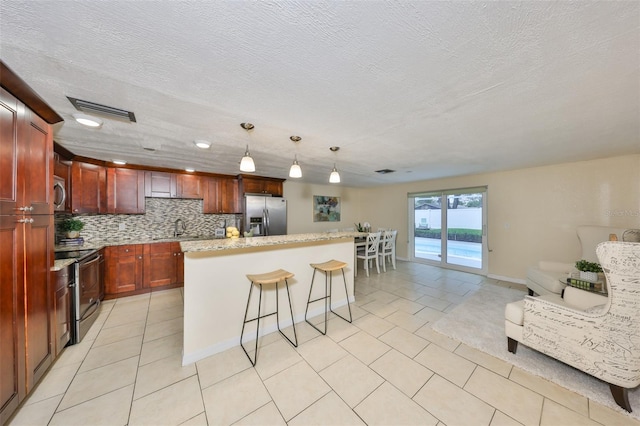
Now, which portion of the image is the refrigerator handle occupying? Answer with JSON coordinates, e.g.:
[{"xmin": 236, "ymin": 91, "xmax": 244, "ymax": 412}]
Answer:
[{"xmin": 263, "ymin": 208, "xmax": 270, "ymax": 235}]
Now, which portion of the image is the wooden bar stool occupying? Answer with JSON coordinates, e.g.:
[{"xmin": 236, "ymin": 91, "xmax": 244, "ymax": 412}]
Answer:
[
  {"xmin": 305, "ymin": 259, "xmax": 352, "ymax": 335},
  {"xmin": 240, "ymin": 269, "xmax": 298, "ymax": 366}
]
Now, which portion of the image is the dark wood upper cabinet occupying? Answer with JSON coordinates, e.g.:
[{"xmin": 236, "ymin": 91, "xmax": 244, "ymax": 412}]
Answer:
[
  {"xmin": 0, "ymin": 88, "xmax": 52, "ymax": 216},
  {"xmin": 240, "ymin": 176, "xmax": 284, "ymax": 196},
  {"xmin": 176, "ymin": 174, "xmax": 203, "ymax": 199},
  {"xmin": 107, "ymin": 168, "xmax": 145, "ymax": 214},
  {"xmin": 203, "ymin": 177, "xmax": 240, "ymax": 214},
  {"xmin": 0, "ymin": 87, "xmax": 20, "ymax": 216},
  {"xmin": 144, "ymin": 171, "xmax": 176, "ymax": 198},
  {"xmin": 71, "ymin": 162, "xmax": 106, "ymax": 214}
]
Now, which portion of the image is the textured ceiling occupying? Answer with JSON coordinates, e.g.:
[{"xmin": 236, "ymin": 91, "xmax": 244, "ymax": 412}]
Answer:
[{"xmin": 1, "ymin": 1, "xmax": 638, "ymax": 187}]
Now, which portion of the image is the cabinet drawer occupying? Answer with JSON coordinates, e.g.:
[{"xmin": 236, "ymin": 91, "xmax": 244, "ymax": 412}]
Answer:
[
  {"xmin": 55, "ymin": 266, "xmax": 72, "ymax": 291},
  {"xmin": 114, "ymin": 245, "xmax": 142, "ymax": 257}
]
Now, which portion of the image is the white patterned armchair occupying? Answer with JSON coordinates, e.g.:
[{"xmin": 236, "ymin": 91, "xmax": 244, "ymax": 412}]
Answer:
[{"xmin": 506, "ymin": 242, "xmax": 640, "ymax": 412}]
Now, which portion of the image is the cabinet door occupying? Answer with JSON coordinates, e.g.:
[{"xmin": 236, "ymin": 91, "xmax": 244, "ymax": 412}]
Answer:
[
  {"xmin": 202, "ymin": 177, "xmax": 219, "ymax": 213},
  {"xmin": 0, "ymin": 215, "xmax": 26, "ymax": 425},
  {"xmin": 143, "ymin": 243, "xmax": 176, "ymax": 288},
  {"xmin": 105, "ymin": 245, "xmax": 143, "ymax": 295},
  {"xmin": 0, "ymin": 88, "xmax": 21, "ymax": 216},
  {"xmin": 263, "ymin": 180, "xmax": 283, "ymax": 197},
  {"xmin": 24, "ymin": 214, "xmax": 54, "ymax": 390},
  {"xmin": 176, "ymin": 174, "xmax": 203, "ymax": 199},
  {"xmin": 241, "ymin": 177, "xmax": 283, "ymax": 196},
  {"xmin": 220, "ymin": 178, "xmax": 240, "ymax": 213},
  {"xmin": 173, "ymin": 242, "xmax": 184, "ymax": 284},
  {"xmin": 71, "ymin": 162, "xmax": 106, "ymax": 214},
  {"xmin": 54, "ymin": 267, "xmax": 71, "ymax": 355},
  {"xmin": 144, "ymin": 171, "xmax": 176, "ymax": 198},
  {"xmin": 20, "ymin": 109, "xmax": 52, "ymax": 215},
  {"xmin": 107, "ymin": 168, "xmax": 145, "ymax": 214},
  {"xmin": 241, "ymin": 177, "xmax": 265, "ymax": 194},
  {"xmin": 204, "ymin": 177, "xmax": 240, "ymax": 214}
]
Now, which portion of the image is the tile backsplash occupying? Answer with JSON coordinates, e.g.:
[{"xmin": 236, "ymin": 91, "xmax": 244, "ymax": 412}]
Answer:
[{"xmin": 56, "ymin": 198, "xmax": 241, "ymax": 242}]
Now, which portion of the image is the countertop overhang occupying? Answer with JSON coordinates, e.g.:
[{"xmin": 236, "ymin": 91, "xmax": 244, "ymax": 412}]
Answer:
[{"xmin": 180, "ymin": 232, "xmax": 366, "ymax": 253}]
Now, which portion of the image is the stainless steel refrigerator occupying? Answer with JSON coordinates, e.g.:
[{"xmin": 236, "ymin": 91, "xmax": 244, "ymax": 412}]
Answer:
[{"xmin": 244, "ymin": 195, "xmax": 287, "ymax": 236}]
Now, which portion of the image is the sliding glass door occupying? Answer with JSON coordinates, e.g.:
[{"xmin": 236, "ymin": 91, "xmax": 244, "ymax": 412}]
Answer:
[{"xmin": 410, "ymin": 187, "xmax": 487, "ymax": 274}]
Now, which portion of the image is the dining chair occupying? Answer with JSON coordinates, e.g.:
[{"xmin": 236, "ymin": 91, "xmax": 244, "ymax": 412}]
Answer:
[
  {"xmin": 356, "ymin": 231, "xmax": 381, "ymax": 277},
  {"xmin": 378, "ymin": 230, "xmax": 397, "ymax": 271}
]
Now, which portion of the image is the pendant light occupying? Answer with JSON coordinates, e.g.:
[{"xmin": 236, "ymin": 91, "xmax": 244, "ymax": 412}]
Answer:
[
  {"xmin": 289, "ymin": 136, "xmax": 302, "ymax": 178},
  {"xmin": 329, "ymin": 146, "xmax": 341, "ymax": 183},
  {"xmin": 239, "ymin": 123, "xmax": 256, "ymax": 172}
]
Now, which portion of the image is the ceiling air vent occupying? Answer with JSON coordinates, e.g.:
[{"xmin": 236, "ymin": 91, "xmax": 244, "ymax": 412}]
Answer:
[
  {"xmin": 375, "ymin": 169, "xmax": 396, "ymax": 174},
  {"xmin": 67, "ymin": 96, "xmax": 136, "ymax": 123}
]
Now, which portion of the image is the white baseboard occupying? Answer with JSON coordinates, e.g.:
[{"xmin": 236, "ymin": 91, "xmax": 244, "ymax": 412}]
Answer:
[{"xmin": 182, "ymin": 296, "xmax": 355, "ymax": 366}]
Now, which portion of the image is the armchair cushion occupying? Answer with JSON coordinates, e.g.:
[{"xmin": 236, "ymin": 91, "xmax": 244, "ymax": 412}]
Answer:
[
  {"xmin": 526, "ymin": 226, "xmax": 629, "ymax": 296},
  {"xmin": 526, "ymin": 266, "xmax": 568, "ymax": 295}
]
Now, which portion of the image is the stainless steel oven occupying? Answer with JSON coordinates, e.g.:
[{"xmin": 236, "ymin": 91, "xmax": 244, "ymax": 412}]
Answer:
[{"xmin": 54, "ymin": 249, "xmax": 102, "ymax": 344}]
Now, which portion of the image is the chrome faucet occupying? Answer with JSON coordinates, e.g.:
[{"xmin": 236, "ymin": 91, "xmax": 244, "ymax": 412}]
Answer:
[{"xmin": 174, "ymin": 218, "xmax": 186, "ymax": 237}]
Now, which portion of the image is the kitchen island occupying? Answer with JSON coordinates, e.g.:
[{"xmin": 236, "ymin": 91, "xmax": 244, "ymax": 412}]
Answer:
[{"xmin": 180, "ymin": 232, "xmax": 363, "ymax": 365}]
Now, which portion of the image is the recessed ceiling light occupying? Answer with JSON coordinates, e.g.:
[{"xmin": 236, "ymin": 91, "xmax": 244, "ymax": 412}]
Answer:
[
  {"xmin": 112, "ymin": 160, "xmax": 127, "ymax": 165},
  {"xmin": 185, "ymin": 168, "xmax": 195, "ymax": 173},
  {"xmin": 72, "ymin": 113, "xmax": 103, "ymax": 128},
  {"xmin": 194, "ymin": 140, "xmax": 211, "ymax": 149}
]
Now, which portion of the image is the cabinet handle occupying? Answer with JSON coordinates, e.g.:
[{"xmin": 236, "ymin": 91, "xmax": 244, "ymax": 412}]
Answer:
[
  {"xmin": 17, "ymin": 206, "xmax": 33, "ymax": 211},
  {"xmin": 173, "ymin": 253, "xmax": 177, "ymax": 256},
  {"xmin": 138, "ymin": 256, "xmax": 142, "ymax": 259},
  {"xmin": 17, "ymin": 218, "xmax": 34, "ymax": 224}
]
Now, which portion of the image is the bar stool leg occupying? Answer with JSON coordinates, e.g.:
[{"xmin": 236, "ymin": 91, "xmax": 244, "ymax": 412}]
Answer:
[
  {"xmin": 276, "ymin": 278, "xmax": 298, "ymax": 347},
  {"xmin": 305, "ymin": 268, "xmax": 328, "ymax": 335},
  {"xmin": 240, "ymin": 282, "xmax": 262, "ymax": 366},
  {"xmin": 330, "ymin": 268, "xmax": 353, "ymax": 324},
  {"xmin": 306, "ymin": 266, "xmax": 353, "ymax": 335}
]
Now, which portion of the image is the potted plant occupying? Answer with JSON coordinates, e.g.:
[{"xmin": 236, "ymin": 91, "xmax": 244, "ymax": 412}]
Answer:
[
  {"xmin": 59, "ymin": 218, "xmax": 85, "ymax": 238},
  {"xmin": 575, "ymin": 259, "xmax": 603, "ymax": 282}
]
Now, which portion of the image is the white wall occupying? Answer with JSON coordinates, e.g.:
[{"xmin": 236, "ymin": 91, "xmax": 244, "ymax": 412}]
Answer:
[
  {"xmin": 285, "ymin": 154, "xmax": 639, "ymax": 282},
  {"xmin": 283, "ymin": 181, "xmax": 362, "ymax": 234}
]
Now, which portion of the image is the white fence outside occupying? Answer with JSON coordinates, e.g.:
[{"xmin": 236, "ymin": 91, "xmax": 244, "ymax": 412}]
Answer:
[{"xmin": 415, "ymin": 207, "xmax": 482, "ymax": 230}]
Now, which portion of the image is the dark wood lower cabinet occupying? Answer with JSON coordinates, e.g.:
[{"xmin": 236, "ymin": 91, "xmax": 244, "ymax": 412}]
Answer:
[
  {"xmin": 143, "ymin": 242, "xmax": 183, "ymax": 288},
  {"xmin": 0, "ymin": 215, "xmax": 26, "ymax": 426},
  {"xmin": 104, "ymin": 242, "xmax": 183, "ymax": 299},
  {"xmin": 105, "ymin": 245, "xmax": 144, "ymax": 296},
  {"xmin": 24, "ymin": 214, "xmax": 55, "ymax": 392},
  {"xmin": 54, "ymin": 265, "xmax": 72, "ymax": 356}
]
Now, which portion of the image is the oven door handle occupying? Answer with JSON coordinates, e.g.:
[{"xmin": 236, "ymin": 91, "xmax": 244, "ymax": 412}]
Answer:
[
  {"xmin": 80, "ymin": 254, "xmax": 102, "ymax": 268},
  {"xmin": 80, "ymin": 299, "xmax": 100, "ymax": 322}
]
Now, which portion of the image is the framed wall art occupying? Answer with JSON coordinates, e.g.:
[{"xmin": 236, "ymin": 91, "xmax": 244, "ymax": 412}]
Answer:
[{"xmin": 313, "ymin": 195, "xmax": 341, "ymax": 222}]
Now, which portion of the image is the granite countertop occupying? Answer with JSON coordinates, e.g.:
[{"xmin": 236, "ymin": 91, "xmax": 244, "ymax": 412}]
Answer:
[
  {"xmin": 52, "ymin": 258, "xmax": 76, "ymax": 272},
  {"xmin": 53, "ymin": 235, "xmax": 227, "ymax": 253},
  {"xmin": 180, "ymin": 232, "xmax": 367, "ymax": 253}
]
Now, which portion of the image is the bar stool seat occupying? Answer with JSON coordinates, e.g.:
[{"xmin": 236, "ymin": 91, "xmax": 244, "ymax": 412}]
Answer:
[
  {"xmin": 241, "ymin": 269, "xmax": 298, "ymax": 366},
  {"xmin": 305, "ymin": 259, "xmax": 352, "ymax": 335}
]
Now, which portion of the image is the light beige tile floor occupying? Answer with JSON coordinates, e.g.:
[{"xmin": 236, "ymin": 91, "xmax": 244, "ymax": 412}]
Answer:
[{"xmin": 8, "ymin": 261, "xmax": 640, "ymax": 426}]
